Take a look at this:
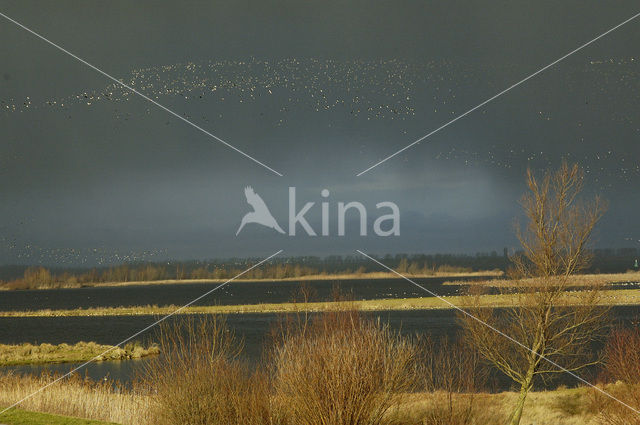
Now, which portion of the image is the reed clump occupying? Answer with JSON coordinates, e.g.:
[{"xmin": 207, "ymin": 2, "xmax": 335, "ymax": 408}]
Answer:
[
  {"xmin": 0, "ymin": 341, "xmax": 159, "ymax": 366},
  {"xmin": 0, "ymin": 371, "xmax": 149, "ymax": 424}
]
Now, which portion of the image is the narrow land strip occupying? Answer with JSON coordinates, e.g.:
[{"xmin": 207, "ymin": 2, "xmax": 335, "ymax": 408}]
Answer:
[
  {"xmin": 2, "ymin": 288, "xmax": 640, "ymax": 317},
  {"xmin": 0, "ymin": 270, "xmax": 503, "ymax": 291},
  {"xmin": 443, "ymin": 271, "xmax": 640, "ymax": 287}
]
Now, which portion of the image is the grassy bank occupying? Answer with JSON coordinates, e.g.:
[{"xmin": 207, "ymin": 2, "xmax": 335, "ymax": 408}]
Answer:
[
  {"xmin": 2, "ymin": 288, "xmax": 640, "ymax": 318},
  {"xmin": 93, "ymin": 270, "xmax": 503, "ymax": 287},
  {"xmin": 0, "ymin": 270, "xmax": 503, "ymax": 290},
  {"xmin": 443, "ymin": 271, "xmax": 640, "ymax": 287},
  {"xmin": 0, "ymin": 342, "xmax": 159, "ymax": 366}
]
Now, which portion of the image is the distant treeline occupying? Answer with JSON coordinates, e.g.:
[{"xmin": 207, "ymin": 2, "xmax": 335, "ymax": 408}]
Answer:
[
  {"xmin": 0, "ymin": 248, "xmax": 637, "ymax": 290},
  {"xmin": 591, "ymin": 248, "xmax": 640, "ymax": 273}
]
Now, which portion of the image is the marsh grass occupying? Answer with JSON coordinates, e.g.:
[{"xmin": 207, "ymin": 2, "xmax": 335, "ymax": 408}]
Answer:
[
  {"xmin": 0, "ymin": 341, "xmax": 159, "ymax": 365},
  {"xmin": 0, "ymin": 371, "xmax": 149, "ymax": 425}
]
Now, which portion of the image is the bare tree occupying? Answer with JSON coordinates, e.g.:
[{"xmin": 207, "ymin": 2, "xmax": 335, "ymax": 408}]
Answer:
[{"xmin": 460, "ymin": 162, "xmax": 609, "ymax": 425}]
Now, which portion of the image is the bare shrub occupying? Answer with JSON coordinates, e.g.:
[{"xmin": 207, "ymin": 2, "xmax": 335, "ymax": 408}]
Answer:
[
  {"xmin": 413, "ymin": 392, "xmax": 500, "ymax": 425},
  {"xmin": 416, "ymin": 335, "xmax": 499, "ymax": 425},
  {"xmin": 271, "ymin": 309, "xmax": 420, "ymax": 425},
  {"xmin": 603, "ymin": 325, "xmax": 640, "ymax": 385},
  {"xmin": 594, "ymin": 325, "xmax": 640, "ymax": 425},
  {"xmin": 421, "ymin": 335, "xmax": 487, "ymax": 394},
  {"xmin": 141, "ymin": 316, "xmax": 273, "ymax": 425}
]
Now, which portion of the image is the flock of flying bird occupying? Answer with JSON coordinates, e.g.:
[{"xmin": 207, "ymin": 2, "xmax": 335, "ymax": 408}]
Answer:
[
  {"xmin": 1, "ymin": 57, "xmax": 638, "ymax": 264},
  {"xmin": 2, "ymin": 57, "xmax": 638, "ymax": 178}
]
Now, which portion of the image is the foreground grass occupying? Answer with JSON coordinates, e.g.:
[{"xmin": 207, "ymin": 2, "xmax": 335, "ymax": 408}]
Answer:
[
  {"xmin": 0, "ymin": 371, "xmax": 609, "ymax": 425},
  {"xmin": 0, "ymin": 373, "xmax": 148, "ymax": 425},
  {"xmin": 3, "ymin": 287, "xmax": 640, "ymax": 317},
  {"xmin": 0, "ymin": 342, "xmax": 159, "ymax": 366},
  {"xmin": 400, "ymin": 386, "xmax": 602, "ymax": 425},
  {"xmin": 0, "ymin": 408, "xmax": 119, "ymax": 425}
]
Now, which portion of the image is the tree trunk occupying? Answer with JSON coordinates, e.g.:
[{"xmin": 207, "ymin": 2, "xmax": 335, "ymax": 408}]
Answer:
[
  {"xmin": 509, "ymin": 384, "xmax": 529, "ymax": 425},
  {"xmin": 509, "ymin": 362, "xmax": 535, "ymax": 425}
]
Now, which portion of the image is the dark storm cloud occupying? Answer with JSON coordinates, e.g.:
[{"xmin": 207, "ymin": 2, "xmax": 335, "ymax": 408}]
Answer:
[{"xmin": 0, "ymin": 0, "xmax": 638, "ymax": 265}]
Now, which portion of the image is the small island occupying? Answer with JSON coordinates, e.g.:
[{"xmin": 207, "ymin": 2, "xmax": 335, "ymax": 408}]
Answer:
[{"xmin": 0, "ymin": 341, "xmax": 159, "ymax": 366}]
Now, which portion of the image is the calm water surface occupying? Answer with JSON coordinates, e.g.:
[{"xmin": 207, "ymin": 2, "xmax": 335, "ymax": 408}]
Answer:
[
  {"xmin": 1, "ymin": 310, "xmax": 456, "ymax": 382},
  {"xmin": 0, "ymin": 277, "xmax": 475, "ymax": 383},
  {"xmin": 0, "ymin": 276, "xmax": 489, "ymax": 311},
  {"xmin": 1, "ymin": 278, "xmax": 638, "ymax": 390}
]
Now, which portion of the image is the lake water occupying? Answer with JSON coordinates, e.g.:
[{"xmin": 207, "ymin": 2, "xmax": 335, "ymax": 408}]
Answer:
[
  {"xmin": 0, "ymin": 310, "xmax": 456, "ymax": 380},
  {"xmin": 1, "ymin": 277, "xmax": 638, "ymax": 390},
  {"xmin": 0, "ymin": 276, "xmax": 487, "ymax": 311}
]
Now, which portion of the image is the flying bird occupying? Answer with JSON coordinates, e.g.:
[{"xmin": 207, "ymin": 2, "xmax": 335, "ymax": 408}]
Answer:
[{"xmin": 236, "ymin": 186, "xmax": 285, "ymax": 235}]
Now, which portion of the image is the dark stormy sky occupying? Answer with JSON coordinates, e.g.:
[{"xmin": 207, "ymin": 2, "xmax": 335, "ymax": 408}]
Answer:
[{"xmin": 1, "ymin": 1, "xmax": 639, "ymax": 266}]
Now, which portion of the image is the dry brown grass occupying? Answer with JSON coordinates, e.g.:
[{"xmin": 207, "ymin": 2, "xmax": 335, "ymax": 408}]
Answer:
[
  {"xmin": 0, "ymin": 371, "xmax": 149, "ymax": 425},
  {"xmin": 0, "ymin": 371, "xmax": 608, "ymax": 425},
  {"xmin": 397, "ymin": 391, "xmax": 503, "ymax": 425},
  {"xmin": 591, "ymin": 382, "xmax": 640, "ymax": 425},
  {"xmin": 397, "ymin": 387, "xmax": 600, "ymax": 425},
  {"xmin": 0, "ymin": 375, "xmax": 605, "ymax": 425}
]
